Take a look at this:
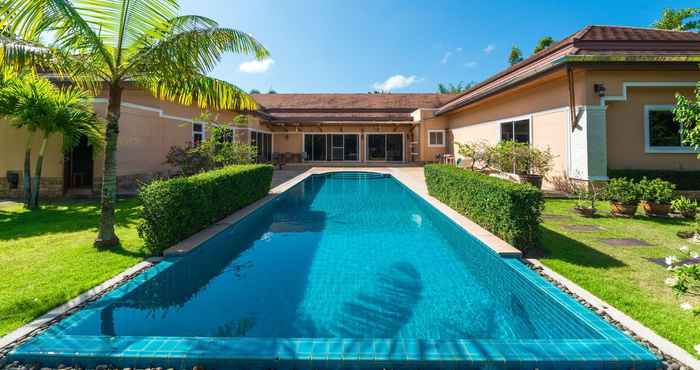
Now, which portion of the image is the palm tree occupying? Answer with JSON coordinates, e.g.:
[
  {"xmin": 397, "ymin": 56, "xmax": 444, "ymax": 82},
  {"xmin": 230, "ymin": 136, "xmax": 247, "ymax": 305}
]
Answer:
[
  {"xmin": 1, "ymin": 72, "xmax": 104, "ymax": 208},
  {"xmin": 653, "ymin": 8, "xmax": 700, "ymax": 31},
  {"xmin": 0, "ymin": 0, "xmax": 269, "ymax": 246},
  {"xmin": 533, "ymin": 36, "xmax": 556, "ymax": 54},
  {"xmin": 508, "ymin": 46, "xmax": 524, "ymax": 66}
]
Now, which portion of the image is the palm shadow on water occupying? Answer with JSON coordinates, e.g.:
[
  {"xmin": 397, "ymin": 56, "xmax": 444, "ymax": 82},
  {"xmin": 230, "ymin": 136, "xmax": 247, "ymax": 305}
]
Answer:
[{"xmin": 329, "ymin": 262, "xmax": 423, "ymax": 338}]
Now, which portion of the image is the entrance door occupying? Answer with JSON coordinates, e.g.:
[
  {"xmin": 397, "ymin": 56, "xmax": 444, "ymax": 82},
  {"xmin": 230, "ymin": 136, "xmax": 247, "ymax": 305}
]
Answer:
[{"xmin": 64, "ymin": 136, "xmax": 94, "ymax": 189}]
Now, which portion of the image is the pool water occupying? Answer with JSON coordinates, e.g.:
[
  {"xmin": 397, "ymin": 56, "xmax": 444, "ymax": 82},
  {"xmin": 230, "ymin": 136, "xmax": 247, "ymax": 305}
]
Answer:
[{"xmin": 9, "ymin": 172, "xmax": 659, "ymax": 369}]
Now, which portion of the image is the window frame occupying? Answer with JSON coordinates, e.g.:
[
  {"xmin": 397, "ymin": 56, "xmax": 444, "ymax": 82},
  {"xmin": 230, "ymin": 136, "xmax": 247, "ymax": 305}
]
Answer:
[
  {"xmin": 427, "ymin": 129, "xmax": 446, "ymax": 147},
  {"xmin": 192, "ymin": 122, "xmax": 205, "ymax": 146},
  {"xmin": 644, "ymin": 104, "xmax": 697, "ymax": 154},
  {"xmin": 499, "ymin": 116, "xmax": 531, "ymax": 144}
]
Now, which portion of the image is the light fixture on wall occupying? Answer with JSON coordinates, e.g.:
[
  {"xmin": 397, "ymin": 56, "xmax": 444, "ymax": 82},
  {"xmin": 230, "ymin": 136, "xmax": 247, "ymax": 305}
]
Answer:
[{"xmin": 594, "ymin": 83, "xmax": 606, "ymax": 97}]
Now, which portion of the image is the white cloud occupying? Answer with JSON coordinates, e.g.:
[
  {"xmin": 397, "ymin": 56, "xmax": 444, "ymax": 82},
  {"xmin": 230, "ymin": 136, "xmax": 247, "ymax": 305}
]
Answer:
[
  {"xmin": 456, "ymin": 47, "xmax": 463, "ymax": 52},
  {"xmin": 440, "ymin": 51, "xmax": 452, "ymax": 64},
  {"xmin": 464, "ymin": 61, "xmax": 477, "ymax": 68},
  {"xmin": 373, "ymin": 74, "xmax": 417, "ymax": 92},
  {"xmin": 239, "ymin": 58, "xmax": 274, "ymax": 73},
  {"xmin": 483, "ymin": 44, "xmax": 495, "ymax": 54}
]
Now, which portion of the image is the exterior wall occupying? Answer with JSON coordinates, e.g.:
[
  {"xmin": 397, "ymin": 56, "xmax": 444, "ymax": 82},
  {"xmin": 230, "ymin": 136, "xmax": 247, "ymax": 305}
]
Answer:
[
  {"xmin": 0, "ymin": 122, "xmax": 66, "ymax": 197},
  {"xmin": 605, "ymin": 86, "xmax": 700, "ymax": 171},
  {"xmin": 417, "ymin": 113, "xmax": 449, "ymax": 163}
]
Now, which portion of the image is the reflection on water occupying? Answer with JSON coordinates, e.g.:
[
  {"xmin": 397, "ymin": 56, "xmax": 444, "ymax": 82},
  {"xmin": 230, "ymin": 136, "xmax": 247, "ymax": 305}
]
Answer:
[{"xmin": 59, "ymin": 172, "xmax": 600, "ymax": 340}]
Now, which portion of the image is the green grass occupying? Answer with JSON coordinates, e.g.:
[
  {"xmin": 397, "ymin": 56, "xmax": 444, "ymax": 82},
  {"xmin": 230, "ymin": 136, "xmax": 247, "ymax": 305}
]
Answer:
[
  {"xmin": 0, "ymin": 199, "xmax": 147, "ymax": 336},
  {"xmin": 540, "ymin": 199, "xmax": 700, "ymax": 356}
]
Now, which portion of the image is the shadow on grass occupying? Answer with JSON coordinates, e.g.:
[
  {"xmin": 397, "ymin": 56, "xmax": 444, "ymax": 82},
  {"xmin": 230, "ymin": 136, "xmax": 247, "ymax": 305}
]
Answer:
[
  {"xmin": 0, "ymin": 199, "xmax": 142, "ymax": 241},
  {"xmin": 538, "ymin": 226, "xmax": 626, "ymax": 269}
]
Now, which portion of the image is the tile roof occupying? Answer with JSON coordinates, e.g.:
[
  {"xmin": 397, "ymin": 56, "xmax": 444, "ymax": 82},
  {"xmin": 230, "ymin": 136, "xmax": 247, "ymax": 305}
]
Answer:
[
  {"xmin": 436, "ymin": 25, "xmax": 700, "ymax": 115},
  {"xmin": 253, "ymin": 93, "xmax": 457, "ymax": 123}
]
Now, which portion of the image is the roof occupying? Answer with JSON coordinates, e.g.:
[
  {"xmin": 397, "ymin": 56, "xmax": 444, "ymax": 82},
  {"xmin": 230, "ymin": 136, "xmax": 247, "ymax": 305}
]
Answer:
[
  {"xmin": 253, "ymin": 93, "xmax": 457, "ymax": 123},
  {"xmin": 436, "ymin": 25, "xmax": 700, "ymax": 115}
]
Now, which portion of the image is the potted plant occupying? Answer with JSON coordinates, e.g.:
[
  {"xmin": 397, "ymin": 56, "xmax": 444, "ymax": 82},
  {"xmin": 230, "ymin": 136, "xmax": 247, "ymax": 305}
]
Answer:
[
  {"xmin": 572, "ymin": 182, "xmax": 599, "ymax": 217},
  {"xmin": 638, "ymin": 177, "xmax": 676, "ymax": 217},
  {"xmin": 492, "ymin": 141, "xmax": 553, "ymax": 189},
  {"xmin": 603, "ymin": 177, "xmax": 640, "ymax": 216},
  {"xmin": 672, "ymin": 196, "xmax": 698, "ymax": 219}
]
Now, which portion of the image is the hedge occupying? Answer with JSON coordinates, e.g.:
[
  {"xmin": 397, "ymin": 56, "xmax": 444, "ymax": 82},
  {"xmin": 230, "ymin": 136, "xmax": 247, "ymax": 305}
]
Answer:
[
  {"xmin": 424, "ymin": 164, "xmax": 544, "ymax": 251},
  {"xmin": 138, "ymin": 164, "xmax": 273, "ymax": 255},
  {"xmin": 608, "ymin": 169, "xmax": 700, "ymax": 191}
]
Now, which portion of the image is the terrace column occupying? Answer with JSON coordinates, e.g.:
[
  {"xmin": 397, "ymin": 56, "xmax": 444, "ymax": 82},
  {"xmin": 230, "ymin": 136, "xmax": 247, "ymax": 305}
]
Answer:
[{"xmin": 568, "ymin": 106, "xmax": 608, "ymax": 181}]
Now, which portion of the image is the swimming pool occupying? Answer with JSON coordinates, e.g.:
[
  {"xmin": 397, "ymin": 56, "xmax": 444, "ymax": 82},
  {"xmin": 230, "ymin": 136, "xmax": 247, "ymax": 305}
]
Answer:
[{"xmin": 9, "ymin": 172, "xmax": 659, "ymax": 369}]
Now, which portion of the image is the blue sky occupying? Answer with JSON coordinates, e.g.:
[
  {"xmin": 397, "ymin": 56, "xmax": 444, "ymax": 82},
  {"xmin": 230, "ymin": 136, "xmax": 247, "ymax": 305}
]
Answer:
[{"xmin": 179, "ymin": 0, "xmax": 697, "ymax": 93}]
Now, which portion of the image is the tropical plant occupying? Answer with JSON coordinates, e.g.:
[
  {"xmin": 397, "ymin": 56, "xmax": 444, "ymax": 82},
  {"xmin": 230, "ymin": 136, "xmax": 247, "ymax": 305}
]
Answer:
[
  {"xmin": 664, "ymin": 245, "xmax": 700, "ymax": 316},
  {"xmin": 672, "ymin": 196, "xmax": 698, "ymax": 218},
  {"xmin": 603, "ymin": 177, "xmax": 640, "ymax": 205},
  {"xmin": 653, "ymin": 8, "xmax": 700, "ymax": 31},
  {"xmin": 533, "ymin": 36, "xmax": 556, "ymax": 54},
  {"xmin": 573, "ymin": 182, "xmax": 600, "ymax": 215},
  {"xmin": 638, "ymin": 177, "xmax": 676, "ymax": 204},
  {"xmin": 0, "ymin": 0, "xmax": 269, "ymax": 246},
  {"xmin": 166, "ymin": 126, "xmax": 257, "ymax": 176},
  {"xmin": 491, "ymin": 140, "xmax": 554, "ymax": 176},
  {"xmin": 437, "ymin": 81, "xmax": 474, "ymax": 94},
  {"xmin": 674, "ymin": 85, "xmax": 700, "ymax": 156},
  {"xmin": 249, "ymin": 89, "xmax": 261, "ymax": 94},
  {"xmin": 455, "ymin": 141, "xmax": 495, "ymax": 171},
  {"xmin": 0, "ymin": 72, "xmax": 103, "ymax": 208},
  {"xmin": 508, "ymin": 46, "xmax": 523, "ymax": 66}
]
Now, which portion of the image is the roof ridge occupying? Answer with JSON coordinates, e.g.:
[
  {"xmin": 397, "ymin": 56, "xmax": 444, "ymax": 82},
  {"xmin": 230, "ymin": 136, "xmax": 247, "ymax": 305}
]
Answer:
[{"xmin": 588, "ymin": 24, "xmax": 700, "ymax": 34}]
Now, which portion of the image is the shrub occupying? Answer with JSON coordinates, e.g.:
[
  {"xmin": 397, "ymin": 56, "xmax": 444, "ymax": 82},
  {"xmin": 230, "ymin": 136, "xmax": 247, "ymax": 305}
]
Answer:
[
  {"xmin": 424, "ymin": 164, "xmax": 544, "ymax": 251},
  {"xmin": 671, "ymin": 196, "xmax": 698, "ymax": 217},
  {"xmin": 138, "ymin": 164, "xmax": 273, "ymax": 255},
  {"xmin": 166, "ymin": 126, "xmax": 257, "ymax": 176},
  {"xmin": 603, "ymin": 177, "xmax": 640, "ymax": 205},
  {"xmin": 638, "ymin": 177, "xmax": 676, "ymax": 204},
  {"xmin": 608, "ymin": 169, "xmax": 700, "ymax": 191},
  {"xmin": 491, "ymin": 140, "xmax": 554, "ymax": 176}
]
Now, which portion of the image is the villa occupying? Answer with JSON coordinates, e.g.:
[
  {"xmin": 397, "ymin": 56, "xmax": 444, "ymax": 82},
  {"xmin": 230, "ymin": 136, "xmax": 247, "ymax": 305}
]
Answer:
[{"xmin": 1, "ymin": 25, "xmax": 700, "ymax": 196}]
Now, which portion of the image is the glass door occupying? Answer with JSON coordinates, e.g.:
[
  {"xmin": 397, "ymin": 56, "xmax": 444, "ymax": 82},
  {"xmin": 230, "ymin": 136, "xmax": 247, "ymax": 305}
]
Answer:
[
  {"xmin": 367, "ymin": 133, "xmax": 403, "ymax": 161},
  {"xmin": 386, "ymin": 134, "xmax": 403, "ymax": 161},
  {"xmin": 304, "ymin": 133, "xmax": 359, "ymax": 161}
]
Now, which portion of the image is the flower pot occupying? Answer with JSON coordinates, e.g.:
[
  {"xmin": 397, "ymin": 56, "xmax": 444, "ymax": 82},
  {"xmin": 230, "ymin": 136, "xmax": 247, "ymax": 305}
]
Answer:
[
  {"xmin": 519, "ymin": 174, "xmax": 543, "ymax": 189},
  {"xmin": 573, "ymin": 207, "xmax": 596, "ymax": 218},
  {"xmin": 681, "ymin": 210, "xmax": 697, "ymax": 220},
  {"xmin": 610, "ymin": 201, "xmax": 637, "ymax": 217},
  {"xmin": 641, "ymin": 201, "xmax": 671, "ymax": 217}
]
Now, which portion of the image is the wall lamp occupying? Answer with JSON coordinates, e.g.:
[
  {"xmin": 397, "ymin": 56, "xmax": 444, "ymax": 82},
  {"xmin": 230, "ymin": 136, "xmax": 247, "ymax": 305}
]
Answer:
[{"xmin": 594, "ymin": 83, "xmax": 606, "ymax": 97}]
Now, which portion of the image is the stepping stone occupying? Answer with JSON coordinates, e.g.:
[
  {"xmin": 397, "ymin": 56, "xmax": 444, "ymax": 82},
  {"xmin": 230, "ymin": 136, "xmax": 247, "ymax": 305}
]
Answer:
[
  {"xmin": 563, "ymin": 224, "xmax": 604, "ymax": 232},
  {"xmin": 542, "ymin": 214, "xmax": 572, "ymax": 221},
  {"xmin": 646, "ymin": 257, "xmax": 699, "ymax": 268},
  {"xmin": 597, "ymin": 238, "xmax": 652, "ymax": 246}
]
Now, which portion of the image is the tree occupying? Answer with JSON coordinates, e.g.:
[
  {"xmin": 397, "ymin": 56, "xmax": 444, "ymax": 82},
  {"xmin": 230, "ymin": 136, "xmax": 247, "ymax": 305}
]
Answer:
[
  {"xmin": 533, "ymin": 36, "xmax": 556, "ymax": 54},
  {"xmin": 508, "ymin": 46, "xmax": 523, "ymax": 66},
  {"xmin": 653, "ymin": 8, "xmax": 700, "ymax": 31},
  {"xmin": 0, "ymin": 72, "xmax": 103, "ymax": 208},
  {"xmin": 0, "ymin": 0, "xmax": 269, "ymax": 246},
  {"xmin": 268, "ymin": 88, "xmax": 277, "ymax": 94},
  {"xmin": 249, "ymin": 89, "xmax": 261, "ymax": 94},
  {"xmin": 437, "ymin": 81, "xmax": 474, "ymax": 94},
  {"xmin": 673, "ymin": 86, "xmax": 700, "ymax": 154}
]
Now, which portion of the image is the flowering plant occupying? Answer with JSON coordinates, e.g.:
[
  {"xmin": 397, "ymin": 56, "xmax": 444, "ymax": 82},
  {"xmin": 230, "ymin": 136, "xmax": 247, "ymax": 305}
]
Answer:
[{"xmin": 664, "ymin": 245, "xmax": 700, "ymax": 316}]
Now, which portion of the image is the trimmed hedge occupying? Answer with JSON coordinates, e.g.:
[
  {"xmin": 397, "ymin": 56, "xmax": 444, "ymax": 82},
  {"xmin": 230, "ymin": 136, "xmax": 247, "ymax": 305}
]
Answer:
[
  {"xmin": 608, "ymin": 169, "xmax": 700, "ymax": 191},
  {"xmin": 424, "ymin": 164, "xmax": 544, "ymax": 251},
  {"xmin": 138, "ymin": 164, "xmax": 273, "ymax": 254}
]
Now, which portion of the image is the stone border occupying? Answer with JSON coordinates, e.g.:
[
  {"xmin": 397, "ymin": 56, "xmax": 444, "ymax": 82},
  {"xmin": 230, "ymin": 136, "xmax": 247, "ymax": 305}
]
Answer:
[
  {"xmin": 0, "ymin": 257, "xmax": 162, "ymax": 354},
  {"xmin": 527, "ymin": 258, "xmax": 700, "ymax": 370}
]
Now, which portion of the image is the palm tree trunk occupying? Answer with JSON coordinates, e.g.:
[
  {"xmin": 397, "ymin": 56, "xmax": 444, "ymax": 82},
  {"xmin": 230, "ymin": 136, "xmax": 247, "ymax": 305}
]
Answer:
[
  {"xmin": 95, "ymin": 83, "xmax": 122, "ymax": 247},
  {"xmin": 28, "ymin": 133, "xmax": 48, "ymax": 209},
  {"xmin": 23, "ymin": 132, "xmax": 34, "ymax": 208}
]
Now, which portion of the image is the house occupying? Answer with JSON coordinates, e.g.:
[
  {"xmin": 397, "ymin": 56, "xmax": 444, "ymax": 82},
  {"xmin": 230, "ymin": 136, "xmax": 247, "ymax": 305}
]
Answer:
[{"xmin": 1, "ymin": 25, "xmax": 699, "ymax": 197}]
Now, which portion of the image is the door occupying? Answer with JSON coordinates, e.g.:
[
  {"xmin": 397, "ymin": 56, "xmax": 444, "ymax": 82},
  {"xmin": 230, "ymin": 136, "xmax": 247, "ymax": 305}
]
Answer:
[{"xmin": 367, "ymin": 134, "xmax": 387, "ymax": 161}]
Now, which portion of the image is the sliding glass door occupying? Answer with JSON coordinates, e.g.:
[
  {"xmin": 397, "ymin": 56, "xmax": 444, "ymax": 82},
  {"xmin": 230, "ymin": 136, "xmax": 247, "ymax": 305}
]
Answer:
[
  {"xmin": 304, "ymin": 133, "xmax": 359, "ymax": 161},
  {"xmin": 366, "ymin": 133, "xmax": 403, "ymax": 162},
  {"xmin": 251, "ymin": 131, "xmax": 272, "ymax": 162}
]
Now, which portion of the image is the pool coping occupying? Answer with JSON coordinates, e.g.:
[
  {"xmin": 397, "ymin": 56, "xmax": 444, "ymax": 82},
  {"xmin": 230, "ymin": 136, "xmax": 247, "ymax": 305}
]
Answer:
[{"xmin": 1, "ymin": 167, "xmax": 694, "ymax": 369}]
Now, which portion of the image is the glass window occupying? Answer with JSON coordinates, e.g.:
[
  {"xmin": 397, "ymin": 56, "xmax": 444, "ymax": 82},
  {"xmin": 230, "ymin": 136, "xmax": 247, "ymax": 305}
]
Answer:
[
  {"xmin": 344, "ymin": 134, "xmax": 358, "ymax": 160},
  {"xmin": 192, "ymin": 123, "xmax": 204, "ymax": 146},
  {"xmin": 387, "ymin": 134, "xmax": 403, "ymax": 161},
  {"xmin": 428, "ymin": 131, "xmax": 445, "ymax": 146},
  {"xmin": 649, "ymin": 110, "xmax": 682, "ymax": 147},
  {"xmin": 500, "ymin": 119, "xmax": 530, "ymax": 143}
]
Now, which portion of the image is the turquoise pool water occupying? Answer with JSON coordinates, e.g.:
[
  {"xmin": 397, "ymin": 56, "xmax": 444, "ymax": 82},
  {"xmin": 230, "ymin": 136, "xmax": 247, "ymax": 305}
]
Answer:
[{"xmin": 10, "ymin": 172, "xmax": 659, "ymax": 369}]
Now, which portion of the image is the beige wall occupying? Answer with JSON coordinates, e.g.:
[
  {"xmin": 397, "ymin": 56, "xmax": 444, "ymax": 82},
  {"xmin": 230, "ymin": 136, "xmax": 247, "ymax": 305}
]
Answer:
[{"xmin": 606, "ymin": 86, "xmax": 700, "ymax": 171}]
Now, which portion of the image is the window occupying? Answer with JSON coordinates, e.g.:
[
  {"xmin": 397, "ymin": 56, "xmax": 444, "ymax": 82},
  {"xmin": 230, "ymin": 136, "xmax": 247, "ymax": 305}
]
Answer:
[
  {"xmin": 646, "ymin": 106, "xmax": 683, "ymax": 150},
  {"xmin": 428, "ymin": 130, "xmax": 446, "ymax": 147},
  {"xmin": 303, "ymin": 133, "xmax": 359, "ymax": 161},
  {"xmin": 192, "ymin": 123, "xmax": 204, "ymax": 146},
  {"xmin": 500, "ymin": 119, "xmax": 530, "ymax": 143},
  {"xmin": 251, "ymin": 131, "xmax": 272, "ymax": 162}
]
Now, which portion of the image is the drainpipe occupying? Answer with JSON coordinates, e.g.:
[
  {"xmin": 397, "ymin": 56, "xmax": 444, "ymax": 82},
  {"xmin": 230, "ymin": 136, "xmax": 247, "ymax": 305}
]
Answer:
[{"xmin": 567, "ymin": 64, "xmax": 577, "ymax": 130}]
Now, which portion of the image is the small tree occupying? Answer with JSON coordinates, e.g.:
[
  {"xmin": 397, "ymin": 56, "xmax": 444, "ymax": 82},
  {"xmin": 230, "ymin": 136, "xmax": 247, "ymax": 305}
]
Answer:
[
  {"xmin": 674, "ymin": 86, "xmax": 700, "ymax": 155},
  {"xmin": 508, "ymin": 46, "xmax": 524, "ymax": 66},
  {"xmin": 0, "ymin": 73, "xmax": 103, "ymax": 208},
  {"xmin": 533, "ymin": 36, "xmax": 556, "ymax": 54},
  {"xmin": 653, "ymin": 8, "xmax": 700, "ymax": 31},
  {"xmin": 437, "ymin": 81, "xmax": 474, "ymax": 94}
]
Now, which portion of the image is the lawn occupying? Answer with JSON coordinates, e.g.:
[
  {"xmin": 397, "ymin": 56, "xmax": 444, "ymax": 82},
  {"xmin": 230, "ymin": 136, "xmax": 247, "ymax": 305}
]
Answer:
[
  {"xmin": 540, "ymin": 199, "xmax": 700, "ymax": 356},
  {"xmin": 0, "ymin": 199, "xmax": 147, "ymax": 337}
]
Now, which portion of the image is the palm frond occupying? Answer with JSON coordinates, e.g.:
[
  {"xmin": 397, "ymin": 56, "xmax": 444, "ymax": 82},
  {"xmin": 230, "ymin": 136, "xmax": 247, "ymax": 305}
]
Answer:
[{"xmin": 137, "ymin": 72, "xmax": 257, "ymax": 111}]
